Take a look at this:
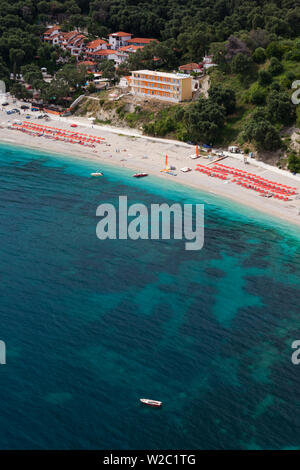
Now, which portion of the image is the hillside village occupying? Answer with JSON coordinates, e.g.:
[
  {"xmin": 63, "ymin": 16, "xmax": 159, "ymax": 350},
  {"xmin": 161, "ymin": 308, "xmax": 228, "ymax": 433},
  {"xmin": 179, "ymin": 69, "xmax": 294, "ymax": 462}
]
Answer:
[
  {"xmin": 0, "ymin": 0, "xmax": 300, "ymax": 173},
  {"xmin": 43, "ymin": 25, "xmax": 159, "ymax": 66},
  {"xmin": 42, "ymin": 24, "xmax": 215, "ymax": 102}
]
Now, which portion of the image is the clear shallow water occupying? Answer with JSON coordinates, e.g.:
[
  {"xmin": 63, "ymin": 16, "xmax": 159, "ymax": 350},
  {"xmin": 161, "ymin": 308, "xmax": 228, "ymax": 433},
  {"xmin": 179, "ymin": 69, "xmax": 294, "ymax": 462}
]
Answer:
[{"xmin": 0, "ymin": 142, "xmax": 300, "ymax": 449}]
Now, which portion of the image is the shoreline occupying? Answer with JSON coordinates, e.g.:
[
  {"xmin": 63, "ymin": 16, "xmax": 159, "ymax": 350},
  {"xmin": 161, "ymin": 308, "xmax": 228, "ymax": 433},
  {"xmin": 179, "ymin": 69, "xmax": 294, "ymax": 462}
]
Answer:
[{"xmin": 1, "ymin": 117, "xmax": 300, "ymax": 230}]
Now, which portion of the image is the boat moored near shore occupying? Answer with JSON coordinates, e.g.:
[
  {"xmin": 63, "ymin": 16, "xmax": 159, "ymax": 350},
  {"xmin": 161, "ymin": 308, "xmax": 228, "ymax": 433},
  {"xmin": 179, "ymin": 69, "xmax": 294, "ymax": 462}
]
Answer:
[{"xmin": 133, "ymin": 172, "xmax": 148, "ymax": 178}]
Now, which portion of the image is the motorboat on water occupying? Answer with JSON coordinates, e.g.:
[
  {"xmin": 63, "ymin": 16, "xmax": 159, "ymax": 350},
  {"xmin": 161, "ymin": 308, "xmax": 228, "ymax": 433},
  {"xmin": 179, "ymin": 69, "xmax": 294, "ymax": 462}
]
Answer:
[
  {"xmin": 91, "ymin": 170, "xmax": 103, "ymax": 176},
  {"xmin": 140, "ymin": 398, "xmax": 162, "ymax": 407},
  {"xmin": 133, "ymin": 172, "xmax": 148, "ymax": 178}
]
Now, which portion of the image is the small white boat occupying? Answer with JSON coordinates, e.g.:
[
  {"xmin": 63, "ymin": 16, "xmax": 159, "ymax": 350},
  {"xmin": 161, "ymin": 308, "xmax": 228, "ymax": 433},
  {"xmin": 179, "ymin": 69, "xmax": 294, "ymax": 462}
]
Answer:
[
  {"xmin": 133, "ymin": 172, "xmax": 148, "ymax": 178},
  {"xmin": 180, "ymin": 167, "xmax": 192, "ymax": 172},
  {"xmin": 91, "ymin": 170, "xmax": 103, "ymax": 176},
  {"xmin": 140, "ymin": 398, "xmax": 162, "ymax": 407}
]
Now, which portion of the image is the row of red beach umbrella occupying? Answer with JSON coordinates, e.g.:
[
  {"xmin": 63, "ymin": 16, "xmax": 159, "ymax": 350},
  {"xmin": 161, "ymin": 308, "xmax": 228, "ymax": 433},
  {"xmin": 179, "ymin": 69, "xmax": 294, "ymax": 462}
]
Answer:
[
  {"xmin": 195, "ymin": 165, "xmax": 228, "ymax": 180},
  {"xmin": 15, "ymin": 121, "xmax": 105, "ymax": 144},
  {"xmin": 213, "ymin": 163, "xmax": 297, "ymax": 195},
  {"xmin": 195, "ymin": 163, "xmax": 297, "ymax": 201},
  {"xmin": 233, "ymin": 179, "xmax": 290, "ymax": 200},
  {"xmin": 12, "ymin": 124, "xmax": 99, "ymax": 146}
]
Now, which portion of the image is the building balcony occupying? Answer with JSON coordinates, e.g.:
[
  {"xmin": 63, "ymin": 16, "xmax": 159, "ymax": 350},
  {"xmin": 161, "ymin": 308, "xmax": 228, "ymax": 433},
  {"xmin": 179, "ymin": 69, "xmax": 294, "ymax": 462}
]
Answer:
[{"xmin": 131, "ymin": 82, "xmax": 180, "ymax": 93}]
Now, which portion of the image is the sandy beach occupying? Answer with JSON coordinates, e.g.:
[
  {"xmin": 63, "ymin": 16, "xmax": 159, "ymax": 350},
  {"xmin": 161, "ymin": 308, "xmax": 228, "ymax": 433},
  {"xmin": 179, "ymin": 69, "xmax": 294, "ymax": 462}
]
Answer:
[{"xmin": 1, "ymin": 107, "xmax": 300, "ymax": 229}]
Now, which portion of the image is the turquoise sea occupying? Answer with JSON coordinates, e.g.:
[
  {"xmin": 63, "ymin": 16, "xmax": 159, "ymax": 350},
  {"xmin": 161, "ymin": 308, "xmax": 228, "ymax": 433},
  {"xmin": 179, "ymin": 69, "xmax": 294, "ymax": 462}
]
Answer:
[{"xmin": 0, "ymin": 141, "xmax": 300, "ymax": 449}]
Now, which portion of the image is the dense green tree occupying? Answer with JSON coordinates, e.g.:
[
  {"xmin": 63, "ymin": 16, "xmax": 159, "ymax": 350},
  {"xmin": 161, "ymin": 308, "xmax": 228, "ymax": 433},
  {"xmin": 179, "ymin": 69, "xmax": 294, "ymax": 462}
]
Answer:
[
  {"xmin": 208, "ymin": 85, "xmax": 236, "ymax": 115},
  {"xmin": 266, "ymin": 42, "xmax": 285, "ymax": 59},
  {"xmin": 252, "ymin": 47, "xmax": 266, "ymax": 64},
  {"xmin": 247, "ymin": 29, "xmax": 271, "ymax": 50},
  {"xmin": 242, "ymin": 110, "xmax": 281, "ymax": 151},
  {"xmin": 21, "ymin": 64, "xmax": 43, "ymax": 86},
  {"xmin": 9, "ymin": 48, "xmax": 25, "ymax": 73},
  {"xmin": 98, "ymin": 60, "xmax": 115, "ymax": 80},
  {"xmin": 286, "ymin": 9, "xmax": 300, "ymax": 36},
  {"xmin": 10, "ymin": 82, "xmax": 32, "ymax": 99},
  {"xmin": 249, "ymin": 84, "xmax": 267, "ymax": 105},
  {"xmin": 268, "ymin": 57, "xmax": 283, "ymax": 76},
  {"xmin": 285, "ymin": 49, "xmax": 300, "ymax": 61},
  {"xmin": 288, "ymin": 152, "xmax": 300, "ymax": 173},
  {"xmin": 183, "ymin": 98, "xmax": 226, "ymax": 144},
  {"xmin": 0, "ymin": 57, "xmax": 9, "ymax": 84},
  {"xmin": 231, "ymin": 53, "xmax": 253, "ymax": 75},
  {"xmin": 266, "ymin": 91, "xmax": 296, "ymax": 126},
  {"xmin": 40, "ymin": 79, "xmax": 69, "ymax": 103},
  {"xmin": 210, "ymin": 42, "xmax": 227, "ymax": 68},
  {"xmin": 56, "ymin": 63, "xmax": 87, "ymax": 88},
  {"xmin": 258, "ymin": 70, "xmax": 272, "ymax": 86}
]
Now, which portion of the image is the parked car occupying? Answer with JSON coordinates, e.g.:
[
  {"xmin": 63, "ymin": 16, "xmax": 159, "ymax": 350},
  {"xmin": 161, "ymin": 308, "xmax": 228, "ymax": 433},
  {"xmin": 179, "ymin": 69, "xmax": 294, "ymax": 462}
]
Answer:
[
  {"xmin": 12, "ymin": 108, "xmax": 20, "ymax": 113},
  {"xmin": 2, "ymin": 102, "xmax": 9, "ymax": 106}
]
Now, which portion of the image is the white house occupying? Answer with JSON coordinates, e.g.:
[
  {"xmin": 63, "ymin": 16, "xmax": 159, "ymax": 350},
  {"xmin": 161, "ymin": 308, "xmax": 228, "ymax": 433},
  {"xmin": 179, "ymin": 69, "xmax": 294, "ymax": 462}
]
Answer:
[
  {"xmin": 108, "ymin": 32, "xmax": 132, "ymax": 50},
  {"xmin": 203, "ymin": 55, "xmax": 217, "ymax": 70},
  {"xmin": 118, "ymin": 76, "xmax": 131, "ymax": 88},
  {"xmin": 92, "ymin": 50, "xmax": 119, "ymax": 61},
  {"xmin": 43, "ymin": 25, "xmax": 61, "ymax": 44},
  {"xmin": 67, "ymin": 34, "xmax": 86, "ymax": 57},
  {"xmin": 86, "ymin": 39, "xmax": 108, "ymax": 54},
  {"xmin": 114, "ymin": 51, "xmax": 128, "ymax": 65},
  {"xmin": 179, "ymin": 63, "xmax": 203, "ymax": 74}
]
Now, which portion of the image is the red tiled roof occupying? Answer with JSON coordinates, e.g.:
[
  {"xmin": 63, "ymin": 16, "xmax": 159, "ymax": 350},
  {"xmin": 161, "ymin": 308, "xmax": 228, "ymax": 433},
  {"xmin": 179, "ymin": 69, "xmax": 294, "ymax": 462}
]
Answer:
[
  {"xmin": 44, "ymin": 25, "xmax": 60, "ymax": 35},
  {"xmin": 69, "ymin": 36, "xmax": 85, "ymax": 46},
  {"xmin": 73, "ymin": 34, "xmax": 86, "ymax": 41},
  {"xmin": 109, "ymin": 32, "xmax": 132, "ymax": 37},
  {"xmin": 118, "ymin": 45, "xmax": 144, "ymax": 52},
  {"xmin": 179, "ymin": 63, "xmax": 202, "ymax": 70},
  {"xmin": 78, "ymin": 61, "xmax": 96, "ymax": 66},
  {"xmin": 91, "ymin": 50, "xmax": 117, "ymax": 56},
  {"xmin": 61, "ymin": 31, "xmax": 78, "ymax": 39},
  {"xmin": 86, "ymin": 39, "xmax": 108, "ymax": 49},
  {"xmin": 127, "ymin": 38, "xmax": 157, "ymax": 44}
]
